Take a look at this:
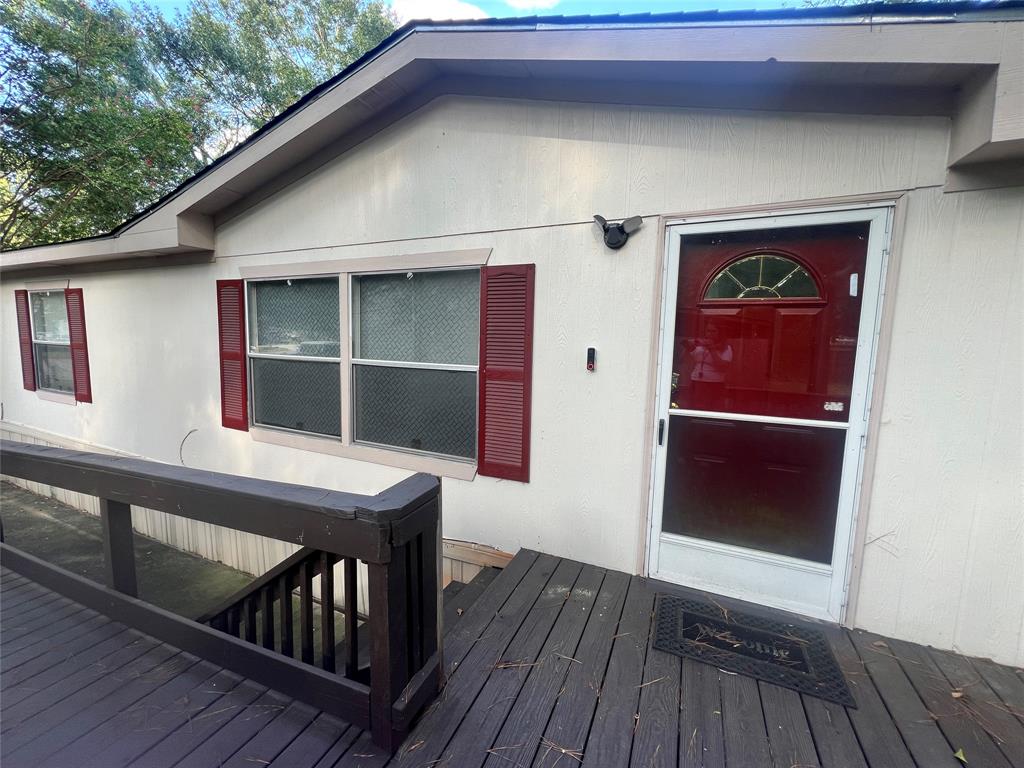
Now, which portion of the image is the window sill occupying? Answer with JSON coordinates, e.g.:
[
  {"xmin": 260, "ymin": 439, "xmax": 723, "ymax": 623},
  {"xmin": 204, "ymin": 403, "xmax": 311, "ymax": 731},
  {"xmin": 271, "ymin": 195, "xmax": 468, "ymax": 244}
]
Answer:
[
  {"xmin": 37, "ymin": 390, "xmax": 76, "ymax": 406},
  {"xmin": 249, "ymin": 426, "xmax": 478, "ymax": 481}
]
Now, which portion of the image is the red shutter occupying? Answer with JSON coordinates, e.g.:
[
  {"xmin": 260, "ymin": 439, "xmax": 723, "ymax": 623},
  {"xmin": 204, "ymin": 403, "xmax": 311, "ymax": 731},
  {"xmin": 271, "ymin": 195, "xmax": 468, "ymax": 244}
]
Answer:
[
  {"xmin": 477, "ymin": 264, "xmax": 535, "ymax": 482},
  {"xmin": 64, "ymin": 288, "xmax": 92, "ymax": 403},
  {"xmin": 14, "ymin": 290, "xmax": 36, "ymax": 391},
  {"xmin": 217, "ymin": 279, "xmax": 248, "ymax": 431}
]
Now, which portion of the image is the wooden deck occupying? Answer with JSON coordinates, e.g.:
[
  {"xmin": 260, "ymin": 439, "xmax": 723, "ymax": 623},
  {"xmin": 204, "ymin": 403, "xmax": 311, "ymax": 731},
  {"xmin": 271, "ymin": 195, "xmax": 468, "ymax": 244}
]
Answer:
[{"xmin": 4, "ymin": 552, "xmax": 1024, "ymax": 768}]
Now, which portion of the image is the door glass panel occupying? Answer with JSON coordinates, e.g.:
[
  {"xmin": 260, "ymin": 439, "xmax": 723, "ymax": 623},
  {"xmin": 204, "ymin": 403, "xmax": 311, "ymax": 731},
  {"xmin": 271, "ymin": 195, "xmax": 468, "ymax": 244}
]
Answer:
[
  {"xmin": 671, "ymin": 222, "xmax": 868, "ymax": 422},
  {"xmin": 662, "ymin": 415, "xmax": 846, "ymax": 563}
]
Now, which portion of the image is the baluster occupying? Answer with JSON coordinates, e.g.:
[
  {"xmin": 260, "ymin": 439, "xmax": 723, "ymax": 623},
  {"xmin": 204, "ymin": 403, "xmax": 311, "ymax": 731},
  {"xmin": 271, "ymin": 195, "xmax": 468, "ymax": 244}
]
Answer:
[
  {"xmin": 211, "ymin": 614, "xmax": 228, "ymax": 633},
  {"xmin": 279, "ymin": 572, "xmax": 293, "ymax": 657},
  {"xmin": 227, "ymin": 606, "xmax": 240, "ymax": 637},
  {"xmin": 299, "ymin": 558, "xmax": 314, "ymax": 664},
  {"xmin": 344, "ymin": 557, "xmax": 359, "ymax": 678},
  {"xmin": 407, "ymin": 539, "xmax": 423, "ymax": 673},
  {"xmin": 420, "ymin": 516, "xmax": 440, "ymax": 667},
  {"xmin": 368, "ymin": 553, "xmax": 409, "ymax": 751},
  {"xmin": 99, "ymin": 498, "xmax": 138, "ymax": 597},
  {"xmin": 260, "ymin": 583, "xmax": 274, "ymax": 649},
  {"xmin": 320, "ymin": 552, "xmax": 336, "ymax": 673},
  {"xmin": 244, "ymin": 595, "xmax": 257, "ymax": 643}
]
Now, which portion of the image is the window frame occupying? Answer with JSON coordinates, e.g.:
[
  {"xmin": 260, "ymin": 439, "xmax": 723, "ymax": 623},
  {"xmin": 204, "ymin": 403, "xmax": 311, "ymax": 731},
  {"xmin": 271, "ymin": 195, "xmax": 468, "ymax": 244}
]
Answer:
[
  {"xmin": 27, "ymin": 289, "xmax": 74, "ymax": 396},
  {"xmin": 245, "ymin": 274, "xmax": 344, "ymax": 439},
  {"xmin": 347, "ymin": 266, "xmax": 481, "ymax": 462},
  {"xmin": 241, "ymin": 258, "xmax": 485, "ymax": 470}
]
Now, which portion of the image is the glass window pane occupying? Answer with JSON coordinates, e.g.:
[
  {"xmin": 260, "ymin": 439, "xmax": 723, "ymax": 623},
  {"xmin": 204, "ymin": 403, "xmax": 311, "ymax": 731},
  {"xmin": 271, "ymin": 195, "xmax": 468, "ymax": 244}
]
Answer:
[
  {"xmin": 34, "ymin": 344, "xmax": 74, "ymax": 393},
  {"xmin": 251, "ymin": 358, "xmax": 340, "ymax": 437},
  {"xmin": 662, "ymin": 415, "xmax": 846, "ymax": 564},
  {"xmin": 353, "ymin": 365, "xmax": 476, "ymax": 459},
  {"xmin": 703, "ymin": 254, "xmax": 820, "ymax": 300},
  {"xmin": 30, "ymin": 292, "xmax": 70, "ymax": 342},
  {"xmin": 248, "ymin": 278, "xmax": 340, "ymax": 358},
  {"xmin": 354, "ymin": 270, "xmax": 479, "ymax": 365}
]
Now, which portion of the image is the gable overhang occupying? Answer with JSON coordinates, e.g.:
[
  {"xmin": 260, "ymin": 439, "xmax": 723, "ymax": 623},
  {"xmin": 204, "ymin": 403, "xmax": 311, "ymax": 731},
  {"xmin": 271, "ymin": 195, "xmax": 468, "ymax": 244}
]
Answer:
[{"xmin": 3, "ymin": 6, "xmax": 1023, "ymax": 273}]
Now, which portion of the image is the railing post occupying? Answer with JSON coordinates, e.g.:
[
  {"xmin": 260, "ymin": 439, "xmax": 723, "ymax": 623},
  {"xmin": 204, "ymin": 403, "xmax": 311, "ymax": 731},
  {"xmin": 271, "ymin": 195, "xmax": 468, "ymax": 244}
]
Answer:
[
  {"xmin": 99, "ymin": 498, "xmax": 138, "ymax": 597},
  {"xmin": 368, "ymin": 553, "xmax": 409, "ymax": 751}
]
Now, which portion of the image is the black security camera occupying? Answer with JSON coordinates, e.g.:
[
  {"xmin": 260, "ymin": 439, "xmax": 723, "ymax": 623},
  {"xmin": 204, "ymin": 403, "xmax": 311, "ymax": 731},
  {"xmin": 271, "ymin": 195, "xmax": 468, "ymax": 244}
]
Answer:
[{"xmin": 594, "ymin": 214, "xmax": 643, "ymax": 250}]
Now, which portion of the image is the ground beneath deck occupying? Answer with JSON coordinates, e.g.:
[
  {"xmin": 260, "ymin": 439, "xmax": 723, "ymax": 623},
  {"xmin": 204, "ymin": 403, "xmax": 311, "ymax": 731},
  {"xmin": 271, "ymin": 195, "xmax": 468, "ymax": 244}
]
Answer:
[{"xmin": 3, "ymin": 550, "xmax": 1024, "ymax": 768}]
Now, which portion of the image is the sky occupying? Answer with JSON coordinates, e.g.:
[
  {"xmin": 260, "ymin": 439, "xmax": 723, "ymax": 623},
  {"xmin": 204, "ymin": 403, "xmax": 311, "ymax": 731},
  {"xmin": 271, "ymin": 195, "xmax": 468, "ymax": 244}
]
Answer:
[{"xmin": 137, "ymin": 0, "xmax": 800, "ymax": 22}]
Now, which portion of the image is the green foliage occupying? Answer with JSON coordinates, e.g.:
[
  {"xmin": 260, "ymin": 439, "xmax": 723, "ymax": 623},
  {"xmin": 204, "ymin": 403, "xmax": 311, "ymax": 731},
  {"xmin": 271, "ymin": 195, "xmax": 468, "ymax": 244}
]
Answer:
[
  {"xmin": 1, "ymin": 0, "xmax": 397, "ymax": 250},
  {"xmin": 1, "ymin": 0, "xmax": 199, "ymax": 249}
]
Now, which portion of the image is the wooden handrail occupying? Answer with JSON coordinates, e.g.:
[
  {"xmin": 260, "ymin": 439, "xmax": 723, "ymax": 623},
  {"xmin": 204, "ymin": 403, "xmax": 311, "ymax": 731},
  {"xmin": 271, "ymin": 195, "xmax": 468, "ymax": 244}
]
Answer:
[{"xmin": 0, "ymin": 439, "xmax": 442, "ymax": 752}]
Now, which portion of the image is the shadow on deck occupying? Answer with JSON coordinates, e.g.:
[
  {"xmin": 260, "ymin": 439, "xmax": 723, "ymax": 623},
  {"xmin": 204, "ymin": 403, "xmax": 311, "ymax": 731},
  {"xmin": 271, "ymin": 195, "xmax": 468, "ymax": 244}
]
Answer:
[{"xmin": 4, "ymin": 550, "xmax": 1024, "ymax": 768}]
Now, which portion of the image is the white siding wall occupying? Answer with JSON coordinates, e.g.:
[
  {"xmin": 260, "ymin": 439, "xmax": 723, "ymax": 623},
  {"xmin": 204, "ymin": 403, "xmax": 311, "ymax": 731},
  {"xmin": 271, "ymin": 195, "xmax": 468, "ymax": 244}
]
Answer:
[{"xmin": 1, "ymin": 96, "xmax": 1021, "ymax": 664}]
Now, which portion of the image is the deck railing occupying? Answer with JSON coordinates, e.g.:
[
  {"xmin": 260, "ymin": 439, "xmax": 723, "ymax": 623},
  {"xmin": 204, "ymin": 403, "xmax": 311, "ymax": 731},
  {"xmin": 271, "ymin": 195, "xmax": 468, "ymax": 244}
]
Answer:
[{"xmin": 0, "ymin": 439, "xmax": 441, "ymax": 751}]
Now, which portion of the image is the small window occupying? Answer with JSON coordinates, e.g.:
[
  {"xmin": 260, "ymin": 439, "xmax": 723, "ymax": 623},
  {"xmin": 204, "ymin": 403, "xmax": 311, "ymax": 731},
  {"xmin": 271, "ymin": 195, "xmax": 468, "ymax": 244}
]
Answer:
[
  {"xmin": 705, "ymin": 253, "xmax": 819, "ymax": 300},
  {"xmin": 247, "ymin": 277, "xmax": 341, "ymax": 437},
  {"xmin": 29, "ymin": 291, "xmax": 73, "ymax": 393},
  {"xmin": 352, "ymin": 269, "xmax": 479, "ymax": 459}
]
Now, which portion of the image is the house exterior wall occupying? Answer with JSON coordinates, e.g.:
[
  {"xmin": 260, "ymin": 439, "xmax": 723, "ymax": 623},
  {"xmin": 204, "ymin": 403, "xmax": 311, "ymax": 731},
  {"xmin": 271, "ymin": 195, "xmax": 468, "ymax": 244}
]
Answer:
[{"xmin": 1, "ymin": 96, "xmax": 1021, "ymax": 665}]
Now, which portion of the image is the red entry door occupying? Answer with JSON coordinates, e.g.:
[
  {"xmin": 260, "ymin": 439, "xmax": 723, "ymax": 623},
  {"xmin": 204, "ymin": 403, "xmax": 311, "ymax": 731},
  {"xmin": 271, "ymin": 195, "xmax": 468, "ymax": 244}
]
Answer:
[{"xmin": 662, "ymin": 221, "xmax": 869, "ymax": 564}]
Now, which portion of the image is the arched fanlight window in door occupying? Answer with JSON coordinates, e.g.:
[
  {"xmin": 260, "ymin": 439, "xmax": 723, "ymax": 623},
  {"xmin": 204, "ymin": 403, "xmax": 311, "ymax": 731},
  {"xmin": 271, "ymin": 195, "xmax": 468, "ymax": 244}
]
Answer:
[{"xmin": 704, "ymin": 253, "xmax": 820, "ymax": 299}]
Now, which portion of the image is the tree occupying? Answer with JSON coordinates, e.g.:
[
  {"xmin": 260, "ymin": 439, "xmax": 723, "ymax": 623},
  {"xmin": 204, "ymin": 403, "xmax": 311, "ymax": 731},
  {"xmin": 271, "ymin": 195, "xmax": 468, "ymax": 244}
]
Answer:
[
  {"xmin": 142, "ymin": 0, "xmax": 397, "ymax": 164},
  {"xmin": 1, "ymin": 0, "xmax": 397, "ymax": 250},
  {"xmin": 0, "ymin": 0, "xmax": 199, "ymax": 249}
]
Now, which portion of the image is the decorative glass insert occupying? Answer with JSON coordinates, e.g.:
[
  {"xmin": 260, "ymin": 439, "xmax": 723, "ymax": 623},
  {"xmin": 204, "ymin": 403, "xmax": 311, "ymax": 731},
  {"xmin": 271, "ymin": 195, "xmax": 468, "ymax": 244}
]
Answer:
[
  {"xmin": 248, "ymin": 277, "xmax": 340, "ymax": 357},
  {"xmin": 353, "ymin": 365, "xmax": 476, "ymax": 459},
  {"xmin": 29, "ymin": 291, "xmax": 73, "ymax": 393},
  {"xmin": 705, "ymin": 254, "xmax": 819, "ymax": 300},
  {"xmin": 353, "ymin": 270, "xmax": 479, "ymax": 364},
  {"xmin": 351, "ymin": 268, "xmax": 480, "ymax": 459},
  {"xmin": 251, "ymin": 358, "xmax": 341, "ymax": 437}
]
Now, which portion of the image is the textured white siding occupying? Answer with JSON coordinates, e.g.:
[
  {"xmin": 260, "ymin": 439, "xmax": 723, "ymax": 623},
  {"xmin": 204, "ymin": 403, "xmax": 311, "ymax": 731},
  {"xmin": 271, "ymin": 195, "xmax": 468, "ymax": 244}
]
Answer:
[{"xmin": 1, "ymin": 96, "xmax": 1021, "ymax": 664}]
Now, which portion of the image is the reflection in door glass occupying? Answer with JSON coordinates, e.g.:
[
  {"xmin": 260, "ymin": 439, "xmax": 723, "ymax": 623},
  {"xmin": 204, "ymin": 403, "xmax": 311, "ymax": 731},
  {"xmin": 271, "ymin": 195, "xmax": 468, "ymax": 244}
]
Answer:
[
  {"xmin": 662, "ymin": 415, "xmax": 846, "ymax": 563},
  {"xmin": 671, "ymin": 222, "xmax": 869, "ymax": 421}
]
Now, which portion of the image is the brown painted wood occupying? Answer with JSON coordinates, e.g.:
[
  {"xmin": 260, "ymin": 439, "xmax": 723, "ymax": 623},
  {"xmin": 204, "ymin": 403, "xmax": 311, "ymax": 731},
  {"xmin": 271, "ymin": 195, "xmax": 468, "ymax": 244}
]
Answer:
[
  {"xmin": 825, "ymin": 629, "xmax": 916, "ymax": 768},
  {"xmin": 393, "ymin": 552, "xmax": 557, "ymax": 767},
  {"xmin": 344, "ymin": 557, "xmax": 358, "ymax": 677},
  {"xmin": 1, "ymin": 544, "xmax": 372, "ymax": 728},
  {"xmin": 280, "ymin": 571, "xmax": 294, "ymax": 657},
  {"xmin": 533, "ymin": 568, "xmax": 629, "ymax": 768},
  {"xmin": 299, "ymin": 559, "xmax": 314, "ymax": 664},
  {"xmin": 802, "ymin": 696, "xmax": 869, "ymax": 768},
  {"xmin": 0, "ymin": 440, "xmax": 440, "ymax": 564},
  {"xmin": 75, "ymin": 667, "xmax": 240, "ymax": 768},
  {"xmin": 261, "ymin": 582, "xmax": 275, "ymax": 649},
  {"xmin": 244, "ymin": 595, "xmax": 258, "ymax": 643},
  {"xmin": 679, "ymin": 660, "xmax": 725, "ymax": 768},
  {"xmin": 484, "ymin": 564, "xmax": 604, "ymax": 768},
  {"xmin": 127, "ymin": 679, "xmax": 268, "ymax": 767},
  {"xmin": 368, "ymin": 553, "xmax": 410, "ymax": 751},
  {"xmin": 1, "ymin": 621, "xmax": 130, "ymax": 695},
  {"xmin": 584, "ymin": 576, "xmax": 657, "ymax": 768},
  {"xmin": 759, "ymin": 682, "xmax": 820, "ymax": 768},
  {"xmin": 443, "ymin": 558, "xmax": 584, "ymax": 768},
  {"xmin": 890, "ymin": 637, "xmax": 1012, "ymax": 768},
  {"xmin": 720, "ymin": 671, "xmax": 772, "ymax": 766},
  {"xmin": 848, "ymin": 630, "xmax": 962, "ymax": 768},
  {"xmin": 971, "ymin": 656, "xmax": 1024, "ymax": 729},
  {"xmin": 630, "ymin": 607, "xmax": 680, "ymax": 768},
  {"xmin": 321, "ymin": 551, "xmax": 336, "ymax": 673},
  {"xmin": 264, "ymin": 713, "xmax": 352, "ymax": 768},
  {"xmin": 928, "ymin": 647, "xmax": 1024, "ymax": 768},
  {"xmin": 99, "ymin": 497, "xmax": 138, "ymax": 597},
  {"xmin": 218, "ymin": 701, "xmax": 319, "ymax": 768}
]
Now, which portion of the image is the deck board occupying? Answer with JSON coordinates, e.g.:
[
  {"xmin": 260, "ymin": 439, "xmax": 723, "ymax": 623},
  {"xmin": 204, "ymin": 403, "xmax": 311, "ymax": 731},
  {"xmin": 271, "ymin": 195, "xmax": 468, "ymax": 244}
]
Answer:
[{"xmin": 4, "ymin": 553, "xmax": 1024, "ymax": 768}]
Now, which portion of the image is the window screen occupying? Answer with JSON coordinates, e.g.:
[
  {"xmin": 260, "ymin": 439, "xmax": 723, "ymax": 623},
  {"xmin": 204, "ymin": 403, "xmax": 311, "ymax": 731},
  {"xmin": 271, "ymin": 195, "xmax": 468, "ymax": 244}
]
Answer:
[
  {"xmin": 352, "ymin": 269, "xmax": 479, "ymax": 459},
  {"xmin": 29, "ymin": 291, "xmax": 73, "ymax": 393},
  {"xmin": 247, "ymin": 277, "xmax": 341, "ymax": 437}
]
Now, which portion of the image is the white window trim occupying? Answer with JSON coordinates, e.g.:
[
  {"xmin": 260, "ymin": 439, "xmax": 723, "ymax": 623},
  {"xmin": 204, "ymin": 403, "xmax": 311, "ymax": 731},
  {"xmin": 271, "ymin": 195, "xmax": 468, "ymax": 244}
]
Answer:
[
  {"xmin": 242, "ymin": 248, "xmax": 490, "ymax": 479},
  {"xmin": 27, "ymin": 288, "xmax": 76, "ymax": 401}
]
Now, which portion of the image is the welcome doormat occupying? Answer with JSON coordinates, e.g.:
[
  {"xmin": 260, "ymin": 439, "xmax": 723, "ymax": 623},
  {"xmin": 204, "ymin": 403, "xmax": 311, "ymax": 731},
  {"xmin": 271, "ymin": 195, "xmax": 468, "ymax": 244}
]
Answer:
[{"xmin": 653, "ymin": 594, "xmax": 856, "ymax": 707}]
